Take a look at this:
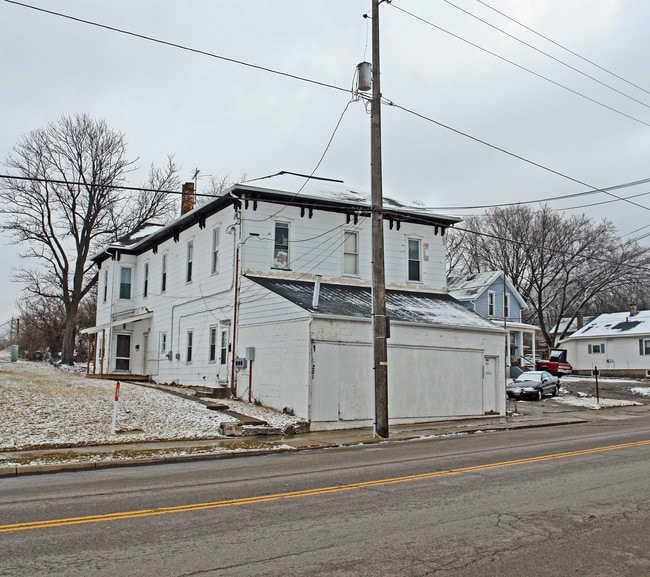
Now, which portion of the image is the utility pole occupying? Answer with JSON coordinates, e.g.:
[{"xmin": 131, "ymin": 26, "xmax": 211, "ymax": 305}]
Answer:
[{"xmin": 371, "ymin": 0, "xmax": 389, "ymax": 438}]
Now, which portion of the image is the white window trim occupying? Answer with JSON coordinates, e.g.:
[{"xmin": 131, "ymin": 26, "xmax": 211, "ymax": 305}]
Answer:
[
  {"xmin": 143, "ymin": 261, "xmax": 149, "ymax": 298},
  {"xmin": 161, "ymin": 253, "xmax": 168, "ymax": 293},
  {"xmin": 407, "ymin": 237, "xmax": 422, "ymax": 283},
  {"xmin": 273, "ymin": 222, "xmax": 290, "ymax": 270},
  {"xmin": 119, "ymin": 266, "xmax": 132, "ymax": 300},
  {"xmin": 208, "ymin": 326, "xmax": 217, "ymax": 363},
  {"xmin": 186, "ymin": 330, "xmax": 194, "ymax": 363},
  {"xmin": 211, "ymin": 227, "xmax": 220, "ymax": 275},
  {"xmin": 160, "ymin": 331, "xmax": 167, "ymax": 355},
  {"xmin": 186, "ymin": 240, "xmax": 194, "ymax": 283},
  {"xmin": 343, "ymin": 230, "xmax": 359, "ymax": 276},
  {"xmin": 487, "ymin": 291, "xmax": 496, "ymax": 317}
]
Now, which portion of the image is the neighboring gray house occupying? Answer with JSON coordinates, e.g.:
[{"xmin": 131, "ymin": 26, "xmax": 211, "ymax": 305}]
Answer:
[
  {"xmin": 448, "ymin": 271, "xmax": 538, "ymax": 367},
  {"xmin": 561, "ymin": 306, "xmax": 650, "ymax": 378},
  {"xmin": 83, "ymin": 173, "xmax": 506, "ymax": 431}
]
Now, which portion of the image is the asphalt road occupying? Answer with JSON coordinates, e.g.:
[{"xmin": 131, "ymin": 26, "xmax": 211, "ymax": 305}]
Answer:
[{"xmin": 2, "ymin": 415, "xmax": 649, "ymax": 577}]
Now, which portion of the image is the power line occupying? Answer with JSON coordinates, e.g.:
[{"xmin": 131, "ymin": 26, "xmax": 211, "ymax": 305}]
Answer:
[
  {"xmin": 389, "ymin": 2, "xmax": 650, "ymax": 128},
  {"xmin": 421, "ymin": 176, "xmax": 650, "ymax": 211},
  {"xmin": 474, "ymin": 0, "xmax": 650, "ymax": 97},
  {"xmin": 0, "ymin": 173, "xmax": 217, "ymax": 199},
  {"xmin": 383, "ymin": 99, "xmax": 650, "ymax": 213},
  {"xmin": 453, "ymin": 225, "xmax": 650, "ymax": 274},
  {"xmin": 5, "ymin": 0, "xmax": 649, "ymax": 219},
  {"xmin": 440, "ymin": 0, "xmax": 649, "ymax": 109},
  {"xmin": 3, "ymin": 0, "xmax": 350, "ymax": 96}
]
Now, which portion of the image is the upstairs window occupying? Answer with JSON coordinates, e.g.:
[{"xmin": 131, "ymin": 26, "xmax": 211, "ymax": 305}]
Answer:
[
  {"xmin": 186, "ymin": 240, "xmax": 194, "ymax": 283},
  {"xmin": 488, "ymin": 291, "xmax": 496, "ymax": 317},
  {"xmin": 211, "ymin": 228, "xmax": 220, "ymax": 274},
  {"xmin": 161, "ymin": 254, "xmax": 167, "ymax": 293},
  {"xmin": 143, "ymin": 262, "xmax": 149, "ymax": 298},
  {"xmin": 273, "ymin": 222, "xmax": 290, "ymax": 269},
  {"xmin": 407, "ymin": 239, "xmax": 421, "ymax": 282},
  {"xmin": 343, "ymin": 231, "xmax": 359, "ymax": 276},
  {"xmin": 103, "ymin": 269, "xmax": 108, "ymax": 303},
  {"xmin": 119, "ymin": 267, "xmax": 132, "ymax": 299},
  {"xmin": 503, "ymin": 293, "xmax": 510, "ymax": 319}
]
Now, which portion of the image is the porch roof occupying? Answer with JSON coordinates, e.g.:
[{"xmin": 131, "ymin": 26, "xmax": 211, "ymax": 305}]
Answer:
[{"xmin": 80, "ymin": 311, "xmax": 153, "ymax": 335}]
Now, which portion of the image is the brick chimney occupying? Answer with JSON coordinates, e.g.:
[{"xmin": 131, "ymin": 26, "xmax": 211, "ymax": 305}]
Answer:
[
  {"xmin": 630, "ymin": 303, "xmax": 638, "ymax": 317},
  {"xmin": 181, "ymin": 182, "xmax": 195, "ymax": 215}
]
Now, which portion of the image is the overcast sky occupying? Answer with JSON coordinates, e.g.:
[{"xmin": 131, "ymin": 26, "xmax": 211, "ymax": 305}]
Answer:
[{"xmin": 1, "ymin": 0, "xmax": 650, "ymax": 325}]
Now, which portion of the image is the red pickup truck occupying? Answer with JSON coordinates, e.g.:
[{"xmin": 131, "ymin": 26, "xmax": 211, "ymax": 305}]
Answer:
[{"xmin": 536, "ymin": 348, "xmax": 572, "ymax": 376}]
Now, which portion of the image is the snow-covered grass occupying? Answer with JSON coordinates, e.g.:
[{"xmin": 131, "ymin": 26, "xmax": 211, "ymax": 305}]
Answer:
[
  {"xmin": 630, "ymin": 387, "xmax": 650, "ymax": 397},
  {"xmin": 553, "ymin": 395, "xmax": 642, "ymax": 410},
  {"xmin": 0, "ymin": 358, "xmax": 301, "ymax": 451}
]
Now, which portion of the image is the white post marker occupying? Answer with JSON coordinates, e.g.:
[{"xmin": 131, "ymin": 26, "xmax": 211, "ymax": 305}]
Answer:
[{"xmin": 111, "ymin": 381, "xmax": 121, "ymax": 435}]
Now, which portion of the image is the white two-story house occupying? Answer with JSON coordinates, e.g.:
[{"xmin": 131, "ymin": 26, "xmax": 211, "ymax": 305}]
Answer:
[{"xmin": 84, "ymin": 173, "xmax": 506, "ymax": 430}]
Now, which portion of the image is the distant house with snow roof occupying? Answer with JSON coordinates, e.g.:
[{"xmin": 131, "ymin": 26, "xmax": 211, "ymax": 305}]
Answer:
[
  {"xmin": 561, "ymin": 305, "xmax": 650, "ymax": 378},
  {"xmin": 83, "ymin": 173, "xmax": 506, "ymax": 431},
  {"xmin": 448, "ymin": 271, "xmax": 538, "ymax": 367}
]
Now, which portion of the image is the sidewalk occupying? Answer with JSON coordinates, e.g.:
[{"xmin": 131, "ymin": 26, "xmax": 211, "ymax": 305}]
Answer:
[{"xmin": 0, "ymin": 408, "xmax": 589, "ymax": 477}]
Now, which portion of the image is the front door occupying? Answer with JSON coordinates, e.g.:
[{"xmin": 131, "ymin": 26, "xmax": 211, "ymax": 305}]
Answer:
[{"xmin": 115, "ymin": 334, "xmax": 131, "ymax": 371}]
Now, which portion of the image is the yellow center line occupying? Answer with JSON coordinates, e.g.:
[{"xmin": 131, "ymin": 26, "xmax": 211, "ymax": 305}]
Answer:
[{"xmin": 2, "ymin": 438, "xmax": 649, "ymax": 533}]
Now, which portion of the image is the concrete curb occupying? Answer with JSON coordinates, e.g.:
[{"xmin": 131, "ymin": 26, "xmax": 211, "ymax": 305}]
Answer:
[{"xmin": 0, "ymin": 417, "xmax": 587, "ymax": 477}]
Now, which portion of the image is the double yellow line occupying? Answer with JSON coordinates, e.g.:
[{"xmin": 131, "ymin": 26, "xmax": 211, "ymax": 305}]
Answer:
[{"xmin": 2, "ymin": 439, "xmax": 649, "ymax": 534}]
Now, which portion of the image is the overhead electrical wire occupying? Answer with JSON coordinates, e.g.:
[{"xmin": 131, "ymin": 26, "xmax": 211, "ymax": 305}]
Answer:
[
  {"xmin": 382, "ymin": 99, "xmax": 650, "ymax": 213},
  {"xmin": 419, "ymin": 176, "xmax": 650, "ymax": 211},
  {"xmin": 452, "ymin": 225, "xmax": 650, "ymax": 275},
  {"xmin": 389, "ymin": 2, "xmax": 650, "ymax": 128},
  {"xmin": 4, "ymin": 0, "xmax": 650, "ymax": 219},
  {"xmin": 439, "ymin": 0, "xmax": 649, "ymax": 109},
  {"xmin": 474, "ymin": 0, "xmax": 650, "ymax": 97},
  {"xmin": 2, "ymin": 0, "xmax": 350, "ymax": 96}
]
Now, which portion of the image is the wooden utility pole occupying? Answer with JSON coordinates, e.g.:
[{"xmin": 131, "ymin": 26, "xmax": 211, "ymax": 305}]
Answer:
[{"xmin": 371, "ymin": 0, "xmax": 389, "ymax": 438}]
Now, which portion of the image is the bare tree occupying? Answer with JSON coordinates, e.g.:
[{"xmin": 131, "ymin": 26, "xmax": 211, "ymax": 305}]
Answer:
[
  {"xmin": 1, "ymin": 114, "xmax": 180, "ymax": 364},
  {"xmin": 16, "ymin": 295, "xmax": 66, "ymax": 360},
  {"xmin": 448, "ymin": 205, "xmax": 650, "ymax": 348}
]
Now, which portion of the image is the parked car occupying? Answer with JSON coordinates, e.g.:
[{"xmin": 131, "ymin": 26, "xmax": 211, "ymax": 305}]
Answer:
[{"xmin": 506, "ymin": 370, "xmax": 560, "ymax": 400}]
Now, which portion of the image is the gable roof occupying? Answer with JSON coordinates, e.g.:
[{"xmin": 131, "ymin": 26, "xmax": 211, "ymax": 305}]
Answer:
[
  {"xmin": 247, "ymin": 276, "xmax": 501, "ymax": 332},
  {"xmin": 566, "ymin": 310, "xmax": 650, "ymax": 339},
  {"xmin": 92, "ymin": 173, "xmax": 460, "ymax": 265},
  {"xmin": 447, "ymin": 271, "xmax": 526, "ymax": 308}
]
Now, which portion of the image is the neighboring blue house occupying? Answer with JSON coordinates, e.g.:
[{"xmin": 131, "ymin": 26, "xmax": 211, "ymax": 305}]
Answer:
[{"xmin": 448, "ymin": 271, "xmax": 538, "ymax": 366}]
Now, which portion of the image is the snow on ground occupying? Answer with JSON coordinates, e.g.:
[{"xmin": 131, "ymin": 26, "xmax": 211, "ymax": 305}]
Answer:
[
  {"xmin": 0, "ymin": 358, "xmax": 301, "ymax": 451},
  {"xmin": 630, "ymin": 387, "xmax": 650, "ymax": 397},
  {"xmin": 553, "ymin": 395, "xmax": 642, "ymax": 410}
]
